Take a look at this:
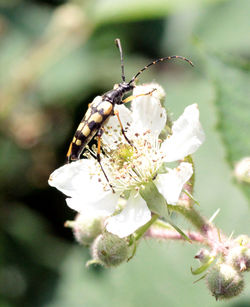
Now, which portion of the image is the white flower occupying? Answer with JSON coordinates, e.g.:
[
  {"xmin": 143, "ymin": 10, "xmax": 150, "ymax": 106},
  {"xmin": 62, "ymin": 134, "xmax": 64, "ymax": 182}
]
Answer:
[{"xmin": 49, "ymin": 83, "xmax": 205, "ymax": 238}]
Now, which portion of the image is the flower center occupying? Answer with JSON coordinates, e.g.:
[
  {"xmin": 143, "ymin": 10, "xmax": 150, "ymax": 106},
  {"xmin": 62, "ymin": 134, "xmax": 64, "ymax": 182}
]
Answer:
[
  {"xmin": 113, "ymin": 144, "xmax": 135, "ymax": 169},
  {"xmin": 100, "ymin": 135, "xmax": 163, "ymax": 192}
]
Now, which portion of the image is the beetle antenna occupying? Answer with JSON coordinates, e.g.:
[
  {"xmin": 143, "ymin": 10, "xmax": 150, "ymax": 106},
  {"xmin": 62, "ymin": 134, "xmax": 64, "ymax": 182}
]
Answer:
[
  {"xmin": 115, "ymin": 38, "xmax": 126, "ymax": 82},
  {"xmin": 128, "ymin": 55, "xmax": 194, "ymax": 85}
]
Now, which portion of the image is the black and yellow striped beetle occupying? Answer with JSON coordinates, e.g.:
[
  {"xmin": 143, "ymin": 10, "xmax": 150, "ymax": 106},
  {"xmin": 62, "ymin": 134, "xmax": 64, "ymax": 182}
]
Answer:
[{"xmin": 66, "ymin": 38, "xmax": 193, "ymax": 187}]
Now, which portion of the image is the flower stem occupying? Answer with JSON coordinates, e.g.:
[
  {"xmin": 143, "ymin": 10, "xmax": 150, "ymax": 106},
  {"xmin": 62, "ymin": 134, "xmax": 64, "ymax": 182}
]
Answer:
[
  {"xmin": 134, "ymin": 214, "xmax": 159, "ymax": 241},
  {"xmin": 145, "ymin": 227, "xmax": 205, "ymax": 244},
  {"xmin": 168, "ymin": 204, "xmax": 211, "ymax": 234},
  {"xmin": 167, "ymin": 204, "xmax": 230, "ymax": 254}
]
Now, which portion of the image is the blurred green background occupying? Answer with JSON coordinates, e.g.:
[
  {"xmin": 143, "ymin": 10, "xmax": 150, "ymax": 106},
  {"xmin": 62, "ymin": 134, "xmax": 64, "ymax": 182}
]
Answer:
[{"xmin": 1, "ymin": 0, "xmax": 250, "ymax": 306}]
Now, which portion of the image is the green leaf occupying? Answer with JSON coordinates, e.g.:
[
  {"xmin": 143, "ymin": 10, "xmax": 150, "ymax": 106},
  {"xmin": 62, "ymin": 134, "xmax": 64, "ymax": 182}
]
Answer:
[
  {"xmin": 194, "ymin": 0, "xmax": 250, "ymax": 53},
  {"xmin": 89, "ymin": 0, "xmax": 221, "ymax": 25},
  {"xmin": 202, "ymin": 52, "xmax": 250, "ymax": 202}
]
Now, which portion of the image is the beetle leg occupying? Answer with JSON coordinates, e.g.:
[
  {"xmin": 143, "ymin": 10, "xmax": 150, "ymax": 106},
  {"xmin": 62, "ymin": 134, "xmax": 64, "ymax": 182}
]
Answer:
[
  {"xmin": 96, "ymin": 128, "xmax": 115, "ymax": 193},
  {"xmin": 66, "ymin": 142, "xmax": 73, "ymax": 163},
  {"xmin": 114, "ymin": 110, "xmax": 134, "ymax": 147},
  {"xmin": 122, "ymin": 88, "xmax": 156, "ymax": 104}
]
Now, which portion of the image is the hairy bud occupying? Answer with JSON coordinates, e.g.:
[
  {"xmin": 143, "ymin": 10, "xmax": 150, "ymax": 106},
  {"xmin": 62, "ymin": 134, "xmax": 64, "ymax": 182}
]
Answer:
[
  {"xmin": 91, "ymin": 233, "xmax": 129, "ymax": 267},
  {"xmin": 65, "ymin": 213, "xmax": 103, "ymax": 246},
  {"xmin": 206, "ymin": 263, "xmax": 244, "ymax": 300},
  {"xmin": 227, "ymin": 246, "xmax": 250, "ymax": 272},
  {"xmin": 195, "ymin": 249, "xmax": 211, "ymax": 264},
  {"xmin": 227, "ymin": 236, "xmax": 250, "ymax": 272}
]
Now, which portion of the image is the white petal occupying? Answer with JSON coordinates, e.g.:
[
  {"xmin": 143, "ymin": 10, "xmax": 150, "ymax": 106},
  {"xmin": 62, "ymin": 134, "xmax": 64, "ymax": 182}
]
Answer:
[
  {"xmin": 48, "ymin": 159, "xmax": 112, "ymax": 198},
  {"xmin": 131, "ymin": 84, "xmax": 167, "ymax": 138},
  {"xmin": 102, "ymin": 104, "xmax": 133, "ymax": 150},
  {"xmin": 155, "ymin": 162, "xmax": 193, "ymax": 205},
  {"xmin": 66, "ymin": 191, "xmax": 120, "ymax": 216},
  {"xmin": 162, "ymin": 104, "xmax": 205, "ymax": 162},
  {"xmin": 106, "ymin": 194, "xmax": 151, "ymax": 238}
]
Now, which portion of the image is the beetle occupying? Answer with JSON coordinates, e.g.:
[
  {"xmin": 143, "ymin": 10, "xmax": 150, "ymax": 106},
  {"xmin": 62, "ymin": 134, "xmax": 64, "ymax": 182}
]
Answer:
[{"xmin": 66, "ymin": 38, "xmax": 193, "ymax": 186}]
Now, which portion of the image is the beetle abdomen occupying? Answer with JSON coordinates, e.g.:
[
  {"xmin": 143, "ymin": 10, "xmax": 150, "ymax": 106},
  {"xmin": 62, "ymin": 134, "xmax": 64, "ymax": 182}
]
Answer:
[{"xmin": 67, "ymin": 96, "xmax": 113, "ymax": 161}]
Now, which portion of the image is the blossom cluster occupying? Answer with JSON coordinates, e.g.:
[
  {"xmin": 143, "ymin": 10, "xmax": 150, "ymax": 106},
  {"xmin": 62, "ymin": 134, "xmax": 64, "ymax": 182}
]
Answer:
[{"xmin": 48, "ymin": 83, "xmax": 250, "ymax": 300}]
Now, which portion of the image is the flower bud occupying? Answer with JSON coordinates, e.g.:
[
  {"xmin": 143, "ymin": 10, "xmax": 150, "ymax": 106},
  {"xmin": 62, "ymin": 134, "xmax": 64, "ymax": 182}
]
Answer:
[
  {"xmin": 91, "ymin": 233, "xmax": 129, "ymax": 267},
  {"xmin": 65, "ymin": 213, "xmax": 103, "ymax": 246},
  {"xmin": 234, "ymin": 157, "xmax": 250, "ymax": 183},
  {"xmin": 226, "ymin": 246, "xmax": 250, "ymax": 272},
  {"xmin": 206, "ymin": 263, "xmax": 244, "ymax": 300},
  {"xmin": 195, "ymin": 249, "xmax": 211, "ymax": 264},
  {"xmin": 235, "ymin": 235, "xmax": 249, "ymax": 246},
  {"xmin": 226, "ymin": 236, "xmax": 250, "ymax": 272}
]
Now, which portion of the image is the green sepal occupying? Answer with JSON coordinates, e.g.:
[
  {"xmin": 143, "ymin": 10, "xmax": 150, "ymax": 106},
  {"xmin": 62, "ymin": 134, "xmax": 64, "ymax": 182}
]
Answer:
[
  {"xmin": 127, "ymin": 236, "xmax": 137, "ymax": 262},
  {"xmin": 140, "ymin": 182, "xmax": 191, "ymax": 242},
  {"xmin": 134, "ymin": 214, "xmax": 159, "ymax": 241},
  {"xmin": 140, "ymin": 181, "xmax": 168, "ymax": 218},
  {"xmin": 157, "ymin": 163, "xmax": 169, "ymax": 174},
  {"xmin": 193, "ymin": 274, "xmax": 207, "ymax": 284},
  {"xmin": 121, "ymin": 190, "xmax": 131, "ymax": 200},
  {"xmin": 163, "ymin": 217, "xmax": 192, "ymax": 243},
  {"xmin": 183, "ymin": 189, "xmax": 200, "ymax": 206},
  {"xmin": 86, "ymin": 259, "xmax": 103, "ymax": 268},
  {"xmin": 191, "ymin": 256, "xmax": 215, "ymax": 275}
]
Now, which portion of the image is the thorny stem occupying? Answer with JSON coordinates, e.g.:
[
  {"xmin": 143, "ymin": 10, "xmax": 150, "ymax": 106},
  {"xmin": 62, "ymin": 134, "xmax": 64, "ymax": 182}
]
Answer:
[
  {"xmin": 145, "ymin": 228, "xmax": 205, "ymax": 244},
  {"xmin": 149, "ymin": 203, "xmax": 229, "ymax": 253}
]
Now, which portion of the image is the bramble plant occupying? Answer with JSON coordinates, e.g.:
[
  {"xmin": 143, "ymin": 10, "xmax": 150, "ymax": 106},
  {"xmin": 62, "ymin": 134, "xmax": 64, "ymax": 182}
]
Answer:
[{"xmin": 49, "ymin": 83, "xmax": 250, "ymax": 301}]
